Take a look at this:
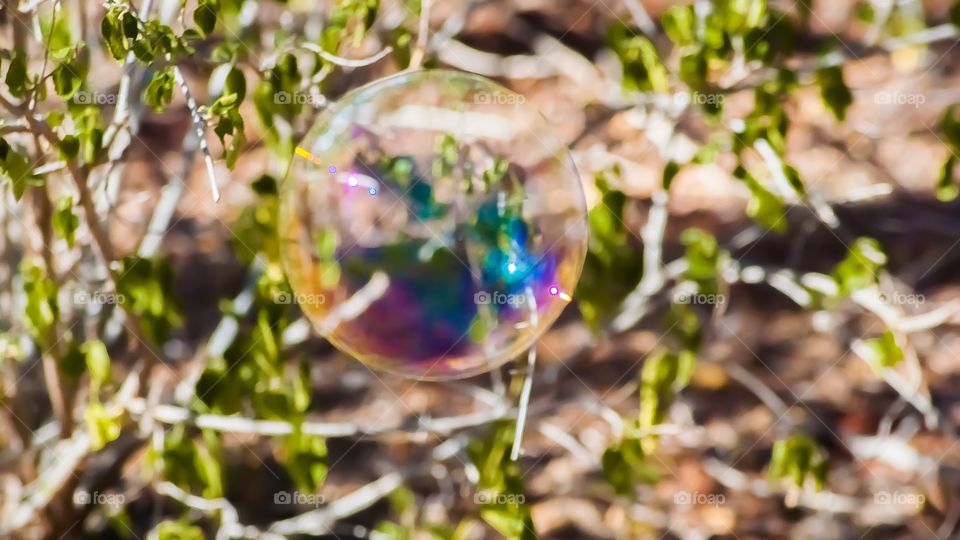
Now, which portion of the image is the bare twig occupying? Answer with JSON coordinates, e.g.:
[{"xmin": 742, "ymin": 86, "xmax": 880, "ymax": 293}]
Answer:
[
  {"xmin": 268, "ymin": 473, "xmax": 404, "ymax": 536},
  {"xmin": 623, "ymin": 0, "xmax": 657, "ymax": 35},
  {"xmin": 172, "ymin": 66, "xmax": 221, "ymax": 202},
  {"xmin": 0, "ymin": 432, "xmax": 91, "ymax": 535},
  {"xmin": 299, "ymin": 42, "xmax": 394, "ymax": 68},
  {"xmin": 511, "ymin": 287, "xmax": 540, "ymax": 460},
  {"xmin": 408, "ymin": 0, "xmax": 432, "ymax": 69}
]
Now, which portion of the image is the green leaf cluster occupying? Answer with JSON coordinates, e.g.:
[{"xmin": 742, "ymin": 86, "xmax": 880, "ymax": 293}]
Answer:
[
  {"xmin": 576, "ymin": 170, "xmax": 643, "ymax": 330},
  {"xmin": 601, "ymin": 421, "xmax": 659, "ymax": 496},
  {"xmin": 116, "ymin": 256, "xmax": 182, "ymax": 344},
  {"xmin": 467, "ymin": 421, "xmax": 535, "ymax": 540},
  {"xmin": 769, "ymin": 434, "xmax": 828, "ymax": 491}
]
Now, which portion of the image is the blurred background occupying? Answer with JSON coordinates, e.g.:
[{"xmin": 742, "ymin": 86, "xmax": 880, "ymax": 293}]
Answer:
[{"xmin": 3, "ymin": 0, "xmax": 960, "ymax": 538}]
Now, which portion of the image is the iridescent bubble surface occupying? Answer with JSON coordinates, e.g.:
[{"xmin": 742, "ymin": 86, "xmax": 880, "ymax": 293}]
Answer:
[{"xmin": 280, "ymin": 70, "xmax": 587, "ymax": 379}]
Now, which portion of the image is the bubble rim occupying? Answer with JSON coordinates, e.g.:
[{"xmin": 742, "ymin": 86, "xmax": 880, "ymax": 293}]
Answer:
[{"xmin": 279, "ymin": 69, "xmax": 588, "ymax": 380}]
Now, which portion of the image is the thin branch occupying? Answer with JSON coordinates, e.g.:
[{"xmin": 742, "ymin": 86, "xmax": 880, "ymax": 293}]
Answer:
[
  {"xmin": 155, "ymin": 482, "xmax": 272, "ymax": 540},
  {"xmin": 408, "ymin": 0, "xmax": 433, "ymax": 69},
  {"xmin": 0, "ymin": 432, "xmax": 91, "ymax": 536},
  {"xmin": 268, "ymin": 473, "xmax": 404, "ymax": 536},
  {"xmin": 623, "ymin": 0, "xmax": 657, "ymax": 36},
  {"xmin": 299, "ymin": 42, "xmax": 394, "ymax": 68},
  {"xmin": 172, "ymin": 66, "xmax": 220, "ymax": 202},
  {"xmin": 511, "ymin": 287, "xmax": 540, "ymax": 460},
  {"xmin": 127, "ymin": 386, "xmax": 512, "ymax": 439}
]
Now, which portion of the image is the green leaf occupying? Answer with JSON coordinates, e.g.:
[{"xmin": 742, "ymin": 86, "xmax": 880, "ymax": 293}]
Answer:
[
  {"xmin": 938, "ymin": 107, "xmax": 960, "ymax": 200},
  {"xmin": 156, "ymin": 520, "xmax": 204, "ymax": 540},
  {"xmin": 21, "ymin": 261, "xmax": 59, "ymax": 345},
  {"xmin": 859, "ymin": 331, "xmax": 904, "ymax": 371},
  {"xmin": 576, "ymin": 170, "xmax": 643, "ymax": 330},
  {"xmin": 116, "ymin": 256, "xmax": 182, "ymax": 343},
  {"xmin": 601, "ymin": 422, "xmax": 659, "ymax": 496},
  {"xmin": 224, "ymin": 66, "xmax": 246, "ymax": 104},
  {"xmin": 143, "ymin": 67, "xmax": 175, "ymax": 113},
  {"xmin": 937, "ymin": 155, "xmax": 958, "ymax": 201},
  {"xmin": 815, "ymin": 65, "xmax": 853, "ymax": 122},
  {"xmin": 52, "ymin": 195, "xmax": 79, "ymax": 247},
  {"xmin": 721, "ymin": 0, "xmax": 768, "ymax": 34},
  {"xmin": 41, "ymin": 10, "xmax": 75, "ymax": 60},
  {"xmin": 101, "ymin": 8, "xmax": 129, "ymax": 61},
  {"xmin": 82, "ymin": 339, "xmax": 112, "ymax": 388},
  {"xmin": 951, "ymin": 1, "xmax": 960, "ymax": 27},
  {"xmin": 214, "ymin": 109, "xmax": 245, "ymax": 168},
  {"xmin": 662, "ymin": 161, "xmax": 680, "ymax": 190},
  {"xmin": 607, "ymin": 23, "xmax": 669, "ymax": 93},
  {"xmin": 46, "ymin": 111, "xmax": 65, "ymax": 128},
  {"xmin": 665, "ymin": 305, "xmax": 703, "ymax": 356},
  {"xmin": 662, "ymin": 6, "xmax": 696, "ymax": 46},
  {"xmin": 832, "ymin": 237, "xmax": 886, "ymax": 296},
  {"xmin": 479, "ymin": 508, "xmax": 534, "ymax": 540},
  {"xmin": 85, "ymin": 402, "xmax": 122, "ymax": 450},
  {"xmin": 58, "ymin": 342, "xmax": 87, "ymax": 380},
  {"xmin": 284, "ymin": 428, "xmax": 328, "ymax": 493},
  {"xmin": 59, "ymin": 135, "xmax": 80, "ymax": 161},
  {"xmin": 639, "ymin": 349, "xmax": 694, "ymax": 451},
  {"xmin": 122, "ymin": 12, "xmax": 140, "ymax": 39},
  {"xmin": 372, "ymin": 522, "xmax": 410, "ymax": 540},
  {"xmin": 4, "ymin": 52, "xmax": 29, "ymax": 98},
  {"xmin": 210, "ymin": 93, "xmax": 239, "ymax": 114},
  {"xmin": 0, "ymin": 138, "xmax": 35, "ymax": 200},
  {"xmin": 468, "ymin": 421, "xmax": 535, "ymax": 540},
  {"xmin": 322, "ymin": 0, "xmax": 380, "ymax": 53},
  {"xmin": 159, "ymin": 426, "xmax": 223, "ymax": 497},
  {"xmin": 734, "ymin": 166, "xmax": 786, "ymax": 232},
  {"xmin": 681, "ymin": 228, "xmax": 722, "ymax": 292},
  {"xmin": 70, "ymin": 106, "xmax": 105, "ymax": 165},
  {"xmin": 132, "ymin": 40, "xmax": 156, "ymax": 63},
  {"xmin": 194, "ymin": 0, "xmax": 218, "ymax": 35},
  {"xmin": 768, "ymin": 434, "xmax": 828, "ymax": 491}
]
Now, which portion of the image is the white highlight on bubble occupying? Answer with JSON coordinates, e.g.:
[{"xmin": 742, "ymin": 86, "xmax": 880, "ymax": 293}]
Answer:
[
  {"xmin": 549, "ymin": 286, "xmax": 572, "ymax": 302},
  {"xmin": 335, "ymin": 172, "xmax": 379, "ymax": 196}
]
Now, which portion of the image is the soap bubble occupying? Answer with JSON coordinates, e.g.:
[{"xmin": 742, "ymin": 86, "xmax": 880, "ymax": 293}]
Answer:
[{"xmin": 280, "ymin": 70, "xmax": 587, "ymax": 379}]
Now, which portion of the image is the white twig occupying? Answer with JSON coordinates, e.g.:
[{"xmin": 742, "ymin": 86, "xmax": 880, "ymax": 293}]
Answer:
[
  {"xmin": 623, "ymin": 0, "xmax": 657, "ymax": 35},
  {"xmin": 0, "ymin": 433, "xmax": 91, "ymax": 535},
  {"xmin": 131, "ymin": 381, "xmax": 512, "ymax": 439},
  {"xmin": 437, "ymin": 40, "xmax": 558, "ymax": 79},
  {"xmin": 539, "ymin": 422, "xmax": 596, "ymax": 467},
  {"xmin": 882, "ymin": 23, "xmax": 958, "ymax": 50},
  {"xmin": 719, "ymin": 361, "xmax": 791, "ymax": 420},
  {"xmin": 511, "ymin": 287, "xmax": 539, "ymax": 460},
  {"xmin": 155, "ymin": 482, "xmax": 268, "ymax": 540},
  {"xmin": 299, "ymin": 42, "xmax": 394, "ymax": 68},
  {"xmin": 268, "ymin": 473, "xmax": 404, "ymax": 536},
  {"xmin": 316, "ymin": 272, "xmax": 390, "ymax": 335},
  {"xmin": 639, "ymin": 189, "xmax": 669, "ymax": 295},
  {"xmin": 408, "ymin": 0, "xmax": 432, "ymax": 69},
  {"xmin": 851, "ymin": 339, "xmax": 939, "ymax": 428},
  {"xmin": 611, "ymin": 260, "xmax": 689, "ymax": 332},
  {"xmin": 703, "ymin": 457, "xmax": 861, "ymax": 513},
  {"xmin": 510, "ymin": 344, "xmax": 536, "ymax": 461},
  {"xmin": 172, "ymin": 66, "xmax": 220, "ymax": 202}
]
